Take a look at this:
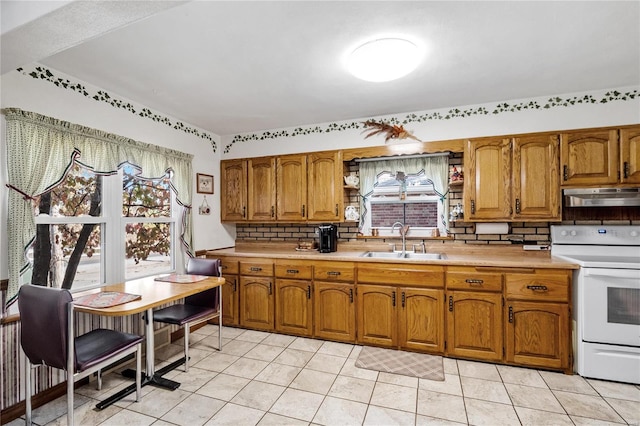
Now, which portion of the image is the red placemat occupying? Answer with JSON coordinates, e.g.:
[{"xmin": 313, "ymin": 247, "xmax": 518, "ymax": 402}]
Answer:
[
  {"xmin": 154, "ymin": 274, "xmax": 210, "ymax": 283},
  {"xmin": 74, "ymin": 291, "xmax": 141, "ymax": 308}
]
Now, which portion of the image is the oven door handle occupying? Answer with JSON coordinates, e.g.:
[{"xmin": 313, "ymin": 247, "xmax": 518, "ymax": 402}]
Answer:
[{"xmin": 583, "ymin": 269, "xmax": 640, "ymax": 280}]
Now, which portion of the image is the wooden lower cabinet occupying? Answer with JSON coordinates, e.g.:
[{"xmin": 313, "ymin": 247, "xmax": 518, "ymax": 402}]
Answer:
[
  {"xmin": 357, "ymin": 285, "xmax": 397, "ymax": 347},
  {"xmin": 400, "ymin": 288, "xmax": 444, "ymax": 353},
  {"xmin": 357, "ymin": 285, "xmax": 444, "ymax": 352},
  {"xmin": 505, "ymin": 301, "xmax": 569, "ymax": 371},
  {"xmin": 313, "ymin": 282, "xmax": 356, "ymax": 342},
  {"xmin": 446, "ymin": 291, "xmax": 503, "ymax": 361},
  {"xmin": 221, "ymin": 274, "xmax": 240, "ymax": 326},
  {"xmin": 240, "ymin": 276, "xmax": 274, "ymax": 331},
  {"xmin": 275, "ymin": 279, "xmax": 313, "ymax": 336}
]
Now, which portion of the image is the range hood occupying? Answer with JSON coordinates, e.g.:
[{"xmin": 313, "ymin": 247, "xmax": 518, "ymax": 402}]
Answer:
[{"xmin": 564, "ymin": 188, "xmax": 640, "ymax": 207}]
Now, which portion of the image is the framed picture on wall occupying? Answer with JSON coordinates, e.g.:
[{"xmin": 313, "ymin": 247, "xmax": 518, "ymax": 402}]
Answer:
[{"xmin": 196, "ymin": 173, "xmax": 214, "ymax": 194}]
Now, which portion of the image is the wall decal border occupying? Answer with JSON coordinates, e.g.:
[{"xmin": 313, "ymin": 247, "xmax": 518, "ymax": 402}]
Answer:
[
  {"xmin": 17, "ymin": 66, "xmax": 218, "ymax": 153},
  {"xmin": 224, "ymin": 89, "xmax": 638, "ymax": 153}
]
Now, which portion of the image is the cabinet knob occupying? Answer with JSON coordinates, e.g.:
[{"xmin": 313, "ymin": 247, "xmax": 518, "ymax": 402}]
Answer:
[
  {"xmin": 508, "ymin": 306, "xmax": 514, "ymax": 323},
  {"xmin": 349, "ymin": 288, "xmax": 354, "ymax": 303},
  {"xmin": 448, "ymin": 295, "xmax": 453, "ymax": 312},
  {"xmin": 563, "ymin": 165, "xmax": 568, "ymax": 181},
  {"xmin": 624, "ymin": 162, "xmax": 630, "ymax": 179},
  {"xmin": 515, "ymin": 198, "xmax": 521, "ymax": 214},
  {"xmin": 470, "ymin": 200, "xmax": 475, "ymax": 214}
]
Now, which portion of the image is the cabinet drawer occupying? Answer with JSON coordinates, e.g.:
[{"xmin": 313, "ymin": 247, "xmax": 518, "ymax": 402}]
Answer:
[
  {"xmin": 446, "ymin": 267, "xmax": 502, "ymax": 292},
  {"xmin": 505, "ymin": 272, "xmax": 570, "ymax": 302},
  {"xmin": 216, "ymin": 256, "xmax": 239, "ymax": 275},
  {"xmin": 357, "ymin": 263, "xmax": 444, "ymax": 287},
  {"xmin": 314, "ymin": 261, "xmax": 355, "ymax": 282},
  {"xmin": 275, "ymin": 260, "xmax": 313, "ymax": 279},
  {"xmin": 239, "ymin": 259, "xmax": 274, "ymax": 276}
]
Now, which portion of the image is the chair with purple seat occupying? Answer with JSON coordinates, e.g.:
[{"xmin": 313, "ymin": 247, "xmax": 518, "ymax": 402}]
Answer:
[
  {"xmin": 152, "ymin": 257, "xmax": 222, "ymax": 372},
  {"xmin": 18, "ymin": 284, "xmax": 143, "ymax": 426}
]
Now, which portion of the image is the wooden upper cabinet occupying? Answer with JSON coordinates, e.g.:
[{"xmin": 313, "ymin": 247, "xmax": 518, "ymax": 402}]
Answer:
[
  {"xmin": 248, "ymin": 157, "xmax": 277, "ymax": 221},
  {"xmin": 512, "ymin": 134, "xmax": 560, "ymax": 220},
  {"xmin": 465, "ymin": 138, "xmax": 512, "ymax": 220},
  {"xmin": 221, "ymin": 159, "xmax": 247, "ymax": 221},
  {"xmin": 276, "ymin": 154, "xmax": 307, "ymax": 221},
  {"xmin": 307, "ymin": 151, "xmax": 343, "ymax": 221},
  {"xmin": 620, "ymin": 126, "xmax": 640, "ymax": 184},
  {"xmin": 560, "ymin": 129, "xmax": 618, "ymax": 186}
]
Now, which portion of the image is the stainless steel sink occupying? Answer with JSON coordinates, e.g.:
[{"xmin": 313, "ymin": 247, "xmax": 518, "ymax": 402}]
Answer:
[
  {"xmin": 360, "ymin": 251, "xmax": 403, "ymax": 258},
  {"xmin": 360, "ymin": 251, "xmax": 444, "ymax": 260},
  {"xmin": 402, "ymin": 252, "xmax": 444, "ymax": 260}
]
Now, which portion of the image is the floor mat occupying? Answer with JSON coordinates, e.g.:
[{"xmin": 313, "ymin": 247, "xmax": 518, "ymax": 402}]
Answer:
[{"xmin": 355, "ymin": 346, "xmax": 445, "ymax": 381}]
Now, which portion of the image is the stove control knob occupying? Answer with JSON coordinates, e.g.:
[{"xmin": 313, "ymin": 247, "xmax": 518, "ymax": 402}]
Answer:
[
  {"xmin": 570, "ymin": 230, "xmax": 577, "ymax": 236},
  {"xmin": 631, "ymin": 230, "xmax": 639, "ymax": 237},
  {"xmin": 560, "ymin": 230, "xmax": 568, "ymax": 236}
]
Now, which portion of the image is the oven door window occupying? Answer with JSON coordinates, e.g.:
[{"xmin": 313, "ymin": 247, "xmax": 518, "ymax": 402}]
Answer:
[
  {"xmin": 582, "ymin": 268, "xmax": 640, "ymax": 347},
  {"xmin": 608, "ymin": 287, "xmax": 640, "ymax": 326}
]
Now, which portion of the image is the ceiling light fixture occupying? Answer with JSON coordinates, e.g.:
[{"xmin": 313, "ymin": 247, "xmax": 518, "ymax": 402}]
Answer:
[{"xmin": 347, "ymin": 37, "xmax": 421, "ymax": 82}]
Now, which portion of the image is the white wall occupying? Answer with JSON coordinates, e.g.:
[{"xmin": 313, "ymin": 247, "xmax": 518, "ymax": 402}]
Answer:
[
  {"xmin": 0, "ymin": 66, "xmax": 236, "ymax": 281},
  {"xmin": 222, "ymin": 87, "xmax": 640, "ymax": 159}
]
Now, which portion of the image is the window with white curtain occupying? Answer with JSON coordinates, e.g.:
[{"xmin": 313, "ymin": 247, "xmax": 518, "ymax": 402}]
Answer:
[
  {"xmin": 30, "ymin": 162, "xmax": 177, "ymax": 291},
  {"xmin": 357, "ymin": 154, "xmax": 449, "ymax": 236}
]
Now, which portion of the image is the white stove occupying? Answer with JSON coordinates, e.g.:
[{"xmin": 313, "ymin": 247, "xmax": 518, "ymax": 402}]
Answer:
[{"xmin": 551, "ymin": 225, "xmax": 640, "ymax": 384}]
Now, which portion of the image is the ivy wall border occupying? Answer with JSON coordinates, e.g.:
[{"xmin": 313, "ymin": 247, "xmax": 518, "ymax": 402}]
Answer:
[
  {"xmin": 224, "ymin": 89, "xmax": 638, "ymax": 153},
  {"xmin": 17, "ymin": 66, "xmax": 218, "ymax": 153}
]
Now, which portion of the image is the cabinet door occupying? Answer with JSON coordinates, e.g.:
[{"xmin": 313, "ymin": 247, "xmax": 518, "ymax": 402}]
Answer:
[
  {"xmin": 560, "ymin": 129, "xmax": 618, "ymax": 185},
  {"xmin": 240, "ymin": 276, "xmax": 274, "ymax": 331},
  {"xmin": 505, "ymin": 301, "xmax": 569, "ymax": 371},
  {"xmin": 399, "ymin": 288, "xmax": 444, "ymax": 353},
  {"xmin": 221, "ymin": 274, "xmax": 240, "ymax": 326},
  {"xmin": 357, "ymin": 284, "xmax": 397, "ymax": 347},
  {"xmin": 275, "ymin": 279, "xmax": 313, "ymax": 336},
  {"xmin": 446, "ymin": 291, "xmax": 502, "ymax": 361},
  {"xmin": 513, "ymin": 135, "xmax": 560, "ymax": 220},
  {"xmin": 307, "ymin": 151, "xmax": 342, "ymax": 221},
  {"xmin": 620, "ymin": 126, "xmax": 640, "ymax": 184},
  {"xmin": 248, "ymin": 157, "xmax": 276, "ymax": 221},
  {"xmin": 277, "ymin": 154, "xmax": 307, "ymax": 221},
  {"xmin": 220, "ymin": 160, "xmax": 247, "ymax": 221},
  {"xmin": 465, "ymin": 138, "xmax": 512, "ymax": 220},
  {"xmin": 314, "ymin": 282, "xmax": 356, "ymax": 342}
]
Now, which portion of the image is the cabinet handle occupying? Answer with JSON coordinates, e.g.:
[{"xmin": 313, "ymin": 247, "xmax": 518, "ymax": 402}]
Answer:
[
  {"xmin": 268, "ymin": 282, "xmax": 272, "ymax": 294},
  {"xmin": 250, "ymin": 267, "xmax": 262, "ymax": 272},
  {"xmin": 401, "ymin": 292, "xmax": 405, "ymax": 308},
  {"xmin": 301, "ymin": 205, "xmax": 305, "ymax": 217},
  {"xmin": 242, "ymin": 206, "xmax": 246, "ymax": 218},
  {"xmin": 286, "ymin": 269, "xmax": 299, "ymax": 274},
  {"xmin": 526, "ymin": 285, "xmax": 548, "ymax": 292},
  {"xmin": 563, "ymin": 165, "xmax": 568, "ymax": 181},
  {"xmin": 327, "ymin": 271, "xmax": 341, "ymax": 276},
  {"xmin": 335, "ymin": 204, "xmax": 339, "ymax": 216},
  {"xmin": 307, "ymin": 285, "xmax": 311, "ymax": 299},
  {"xmin": 509, "ymin": 306, "xmax": 514, "ymax": 323},
  {"xmin": 349, "ymin": 288, "xmax": 354, "ymax": 303},
  {"xmin": 392, "ymin": 291, "xmax": 396, "ymax": 307},
  {"xmin": 448, "ymin": 295, "xmax": 453, "ymax": 312},
  {"xmin": 470, "ymin": 200, "xmax": 475, "ymax": 214},
  {"xmin": 233, "ymin": 280, "xmax": 237, "ymax": 292},
  {"xmin": 465, "ymin": 279, "xmax": 484, "ymax": 285},
  {"xmin": 624, "ymin": 162, "xmax": 630, "ymax": 179},
  {"xmin": 271, "ymin": 206, "xmax": 275, "ymax": 218},
  {"xmin": 515, "ymin": 198, "xmax": 521, "ymax": 214}
]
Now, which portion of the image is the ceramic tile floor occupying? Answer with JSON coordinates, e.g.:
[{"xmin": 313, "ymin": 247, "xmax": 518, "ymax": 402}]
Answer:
[{"xmin": 11, "ymin": 325, "xmax": 640, "ymax": 426}]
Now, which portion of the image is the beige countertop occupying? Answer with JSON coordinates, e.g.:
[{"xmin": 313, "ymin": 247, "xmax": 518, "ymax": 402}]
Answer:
[{"xmin": 206, "ymin": 242, "xmax": 579, "ymax": 270}]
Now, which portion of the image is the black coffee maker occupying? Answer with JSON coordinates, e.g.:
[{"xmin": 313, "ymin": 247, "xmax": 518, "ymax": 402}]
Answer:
[{"xmin": 318, "ymin": 224, "xmax": 338, "ymax": 253}]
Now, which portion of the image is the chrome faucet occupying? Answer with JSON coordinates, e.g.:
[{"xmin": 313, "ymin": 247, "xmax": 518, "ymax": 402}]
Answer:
[{"xmin": 391, "ymin": 221, "xmax": 410, "ymax": 254}]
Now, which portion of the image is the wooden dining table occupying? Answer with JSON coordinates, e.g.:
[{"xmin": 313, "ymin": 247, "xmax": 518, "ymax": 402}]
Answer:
[{"xmin": 73, "ymin": 274, "xmax": 225, "ymax": 409}]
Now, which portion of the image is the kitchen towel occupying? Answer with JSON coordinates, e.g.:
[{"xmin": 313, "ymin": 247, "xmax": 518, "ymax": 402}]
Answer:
[{"xmin": 355, "ymin": 346, "xmax": 444, "ymax": 381}]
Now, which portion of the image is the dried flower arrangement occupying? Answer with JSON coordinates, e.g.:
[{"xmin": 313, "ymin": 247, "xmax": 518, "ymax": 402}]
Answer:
[{"xmin": 362, "ymin": 119, "xmax": 422, "ymax": 143}]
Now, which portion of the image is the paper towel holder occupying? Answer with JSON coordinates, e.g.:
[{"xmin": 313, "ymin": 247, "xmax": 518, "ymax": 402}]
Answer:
[{"xmin": 475, "ymin": 222, "xmax": 509, "ymax": 235}]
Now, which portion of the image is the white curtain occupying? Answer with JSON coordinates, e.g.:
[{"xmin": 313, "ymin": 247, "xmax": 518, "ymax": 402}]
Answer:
[
  {"xmin": 4, "ymin": 108, "xmax": 194, "ymax": 307},
  {"xmin": 358, "ymin": 155, "xmax": 449, "ymax": 234}
]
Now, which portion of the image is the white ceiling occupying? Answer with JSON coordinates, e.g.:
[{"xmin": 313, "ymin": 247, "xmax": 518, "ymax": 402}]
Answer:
[{"xmin": 2, "ymin": 1, "xmax": 639, "ymax": 137}]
